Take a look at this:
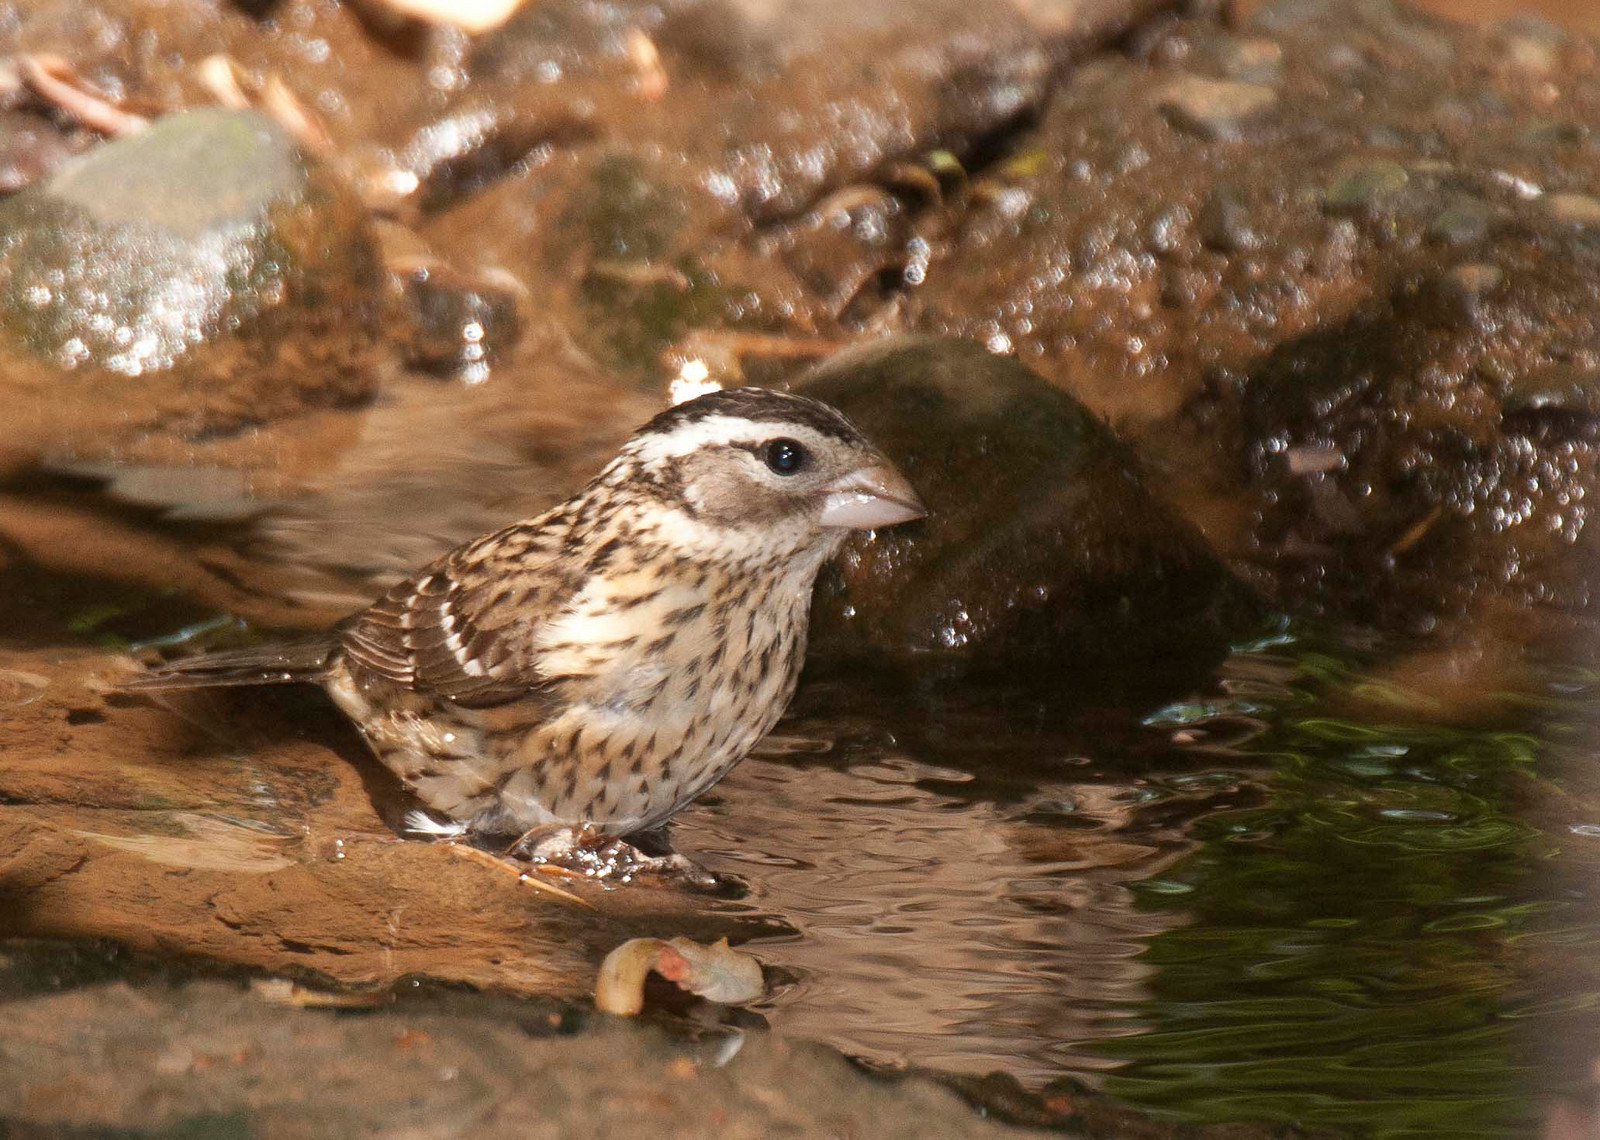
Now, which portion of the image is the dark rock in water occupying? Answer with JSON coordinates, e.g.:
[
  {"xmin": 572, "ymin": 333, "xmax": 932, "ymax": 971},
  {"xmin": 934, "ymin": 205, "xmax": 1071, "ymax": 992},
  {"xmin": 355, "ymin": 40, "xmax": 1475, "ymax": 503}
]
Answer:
[
  {"xmin": 1198, "ymin": 184, "xmax": 1260, "ymax": 252},
  {"xmin": 797, "ymin": 337, "xmax": 1254, "ymax": 672},
  {"xmin": 1499, "ymin": 363, "xmax": 1600, "ymax": 424},
  {"xmin": 0, "ymin": 108, "xmax": 383, "ymax": 456}
]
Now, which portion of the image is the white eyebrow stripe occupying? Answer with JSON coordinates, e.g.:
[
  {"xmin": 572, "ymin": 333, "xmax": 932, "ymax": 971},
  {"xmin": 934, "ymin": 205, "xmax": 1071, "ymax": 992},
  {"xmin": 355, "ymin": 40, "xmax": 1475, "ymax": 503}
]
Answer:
[{"xmin": 624, "ymin": 415, "xmax": 832, "ymax": 465}]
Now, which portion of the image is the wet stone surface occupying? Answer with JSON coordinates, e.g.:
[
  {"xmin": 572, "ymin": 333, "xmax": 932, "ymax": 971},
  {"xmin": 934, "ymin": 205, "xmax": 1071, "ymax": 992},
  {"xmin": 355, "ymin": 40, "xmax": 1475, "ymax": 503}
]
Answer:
[
  {"xmin": 0, "ymin": 109, "xmax": 383, "ymax": 458},
  {"xmin": 0, "ymin": 977, "xmax": 1051, "ymax": 1140},
  {"xmin": 799, "ymin": 336, "xmax": 1256, "ymax": 673},
  {"xmin": 892, "ymin": 0, "xmax": 1600, "ymax": 632}
]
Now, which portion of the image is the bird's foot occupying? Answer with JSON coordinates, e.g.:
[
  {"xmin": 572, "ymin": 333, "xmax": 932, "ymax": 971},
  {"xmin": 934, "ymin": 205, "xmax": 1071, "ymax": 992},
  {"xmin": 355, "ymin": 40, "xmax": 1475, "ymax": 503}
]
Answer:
[{"xmin": 510, "ymin": 825, "xmax": 720, "ymax": 890}]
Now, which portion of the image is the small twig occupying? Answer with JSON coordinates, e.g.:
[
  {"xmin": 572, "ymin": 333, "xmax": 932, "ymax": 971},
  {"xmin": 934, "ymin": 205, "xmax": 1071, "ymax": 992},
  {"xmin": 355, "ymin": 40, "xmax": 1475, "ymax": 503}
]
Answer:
[
  {"xmin": 1388, "ymin": 504, "xmax": 1445, "ymax": 558},
  {"xmin": 442, "ymin": 841, "xmax": 596, "ymax": 909},
  {"xmin": 195, "ymin": 55, "xmax": 333, "ymax": 158},
  {"xmin": 195, "ymin": 55, "xmax": 251, "ymax": 111},
  {"xmin": 811, "ymin": 183, "xmax": 895, "ymax": 221},
  {"xmin": 261, "ymin": 75, "xmax": 334, "ymax": 157},
  {"xmin": 587, "ymin": 260, "xmax": 691, "ymax": 291},
  {"xmin": 17, "ymin": 54, "xmax": 148, "ymax": 137}
]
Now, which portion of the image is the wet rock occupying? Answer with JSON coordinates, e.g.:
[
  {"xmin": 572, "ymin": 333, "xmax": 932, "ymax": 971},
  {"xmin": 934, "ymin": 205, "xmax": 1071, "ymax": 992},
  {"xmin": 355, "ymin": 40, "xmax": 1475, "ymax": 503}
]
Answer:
[
  {"xmin": 1500, "ymin": 363, "xmax": 1600, "ymax": 422},
  {"xmin": 2, "ymin": 0, "xmax": 443, "ymax": 155},
  {"xmin": 0, "ymin": 110, "xmax": 84, "ymax": 194},
  {"xmin": 0, "ymin": 978, "xmax": 1052, "ymax": 1139},
  {"xmin": 1215, "ymin": 36, "xmax": 1285, "ymax": 84},
  {"xmin": 427, "ymin": 0, "xmax": 1186, "ymax": 381},
  {"xmin": 1198, "ymin": 184, "xmax": 1260, "ymax": 251},
  {"xmin": 394, "ymin": 261, "xmax": 522, "ymax": 381},
  {"xmin": 797, "ymin": 337, "xmax": 1254, "ymax": 673},
  {"xmin": 1440, "ymin": 261, "xmax": 1502, "ymax": 299},
  {"xmin": 1499, "ymin": 14, "xmax": 1566, "ymax": 75},
  {"xmin": 366, "ymin": 98, "xmax": 599, "ymax": 216},
  {"xmin": 1157, "ymin": 74, "xmax": 1277, "ymax": 141},
  {"xmin": 1424, "ymin": 261, "xmax": 1503, "ymax": 324},
  {"xmin": 475, "ymin": 0, "xmax": 1055, "ymax": 223},
  {"xmin": 1426, "ymin": 199, "xmax": 1493, "ymax": 246},
  {"xmin": 0, "ymin": 109, "xmax": 384, "ymax": 455},
  {"xmin": 903, "ymin": 0, "xmax": 1600, "ymax": 631},
  {"xmin": 1503, "ymin": 33, "xmax": 1558, "ymax": 75},
  {"xmin": 1323, "ymin": 159, "xmax": 1409, "ymax": 215},
  {"xmin": 1241, "ymin": 240, "xmax": 1600, "ymax": 625},
  {"xmin": 0, "ymin": 648, "xmax": 759, "ymax": 996}
]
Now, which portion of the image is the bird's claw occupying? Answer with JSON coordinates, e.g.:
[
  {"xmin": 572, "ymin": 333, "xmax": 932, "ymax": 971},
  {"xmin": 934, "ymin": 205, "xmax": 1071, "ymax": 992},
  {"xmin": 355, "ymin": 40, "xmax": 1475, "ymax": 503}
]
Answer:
[{"xmin": 510, "ymin": 825, "xmax": 720, "ymax": 889}]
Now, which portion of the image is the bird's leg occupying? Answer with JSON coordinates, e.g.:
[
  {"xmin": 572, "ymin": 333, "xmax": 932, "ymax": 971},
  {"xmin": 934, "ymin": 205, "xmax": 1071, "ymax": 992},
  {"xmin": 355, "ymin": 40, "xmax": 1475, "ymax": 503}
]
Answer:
[
  {"xmin": 405, "ymin": 811, "xmax": 715, "ymax": 887},
  {"xmin": 502, "ymin": 823, "xmax": 582, "ymax": 864},
  {"xmin": 511, "ymin": 824, "xmax": 719, "ymax": 889}
]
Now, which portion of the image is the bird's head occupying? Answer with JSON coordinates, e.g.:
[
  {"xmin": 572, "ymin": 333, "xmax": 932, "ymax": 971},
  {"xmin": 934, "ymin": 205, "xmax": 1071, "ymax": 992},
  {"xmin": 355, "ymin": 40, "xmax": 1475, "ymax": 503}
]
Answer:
[{"xmin": 601, "ymin": 387, "xmax": 926, "ymax": 564}]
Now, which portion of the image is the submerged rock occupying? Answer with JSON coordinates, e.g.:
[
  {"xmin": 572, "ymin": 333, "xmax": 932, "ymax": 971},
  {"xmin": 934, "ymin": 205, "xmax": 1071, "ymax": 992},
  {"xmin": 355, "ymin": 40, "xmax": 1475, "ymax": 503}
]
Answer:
[
  {"xmin": 798, "ymin": 337, "xmax": 1253, "ymax": 673},
  {"xmin": 0, "ymin": 109, "xmax": 384, "ymax": 456}
]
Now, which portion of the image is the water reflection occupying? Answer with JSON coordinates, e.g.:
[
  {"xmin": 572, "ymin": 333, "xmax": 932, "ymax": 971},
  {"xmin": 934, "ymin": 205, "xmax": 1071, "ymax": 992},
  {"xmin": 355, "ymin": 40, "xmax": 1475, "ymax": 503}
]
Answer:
[
  {"xmin": 666, "ymin": 635, "xmax": 1600, "ymax": 1138},
  {"xmin": 674, "ymin": 668, "xmax": 1278, "ymax": 1085}
]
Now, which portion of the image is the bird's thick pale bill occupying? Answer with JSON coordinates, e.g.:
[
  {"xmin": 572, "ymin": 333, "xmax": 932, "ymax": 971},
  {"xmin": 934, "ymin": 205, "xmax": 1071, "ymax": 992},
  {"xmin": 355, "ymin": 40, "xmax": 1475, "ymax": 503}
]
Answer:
[{"xmin": 818, "ymin": 463, "xmax": 928, "ymax": 529}]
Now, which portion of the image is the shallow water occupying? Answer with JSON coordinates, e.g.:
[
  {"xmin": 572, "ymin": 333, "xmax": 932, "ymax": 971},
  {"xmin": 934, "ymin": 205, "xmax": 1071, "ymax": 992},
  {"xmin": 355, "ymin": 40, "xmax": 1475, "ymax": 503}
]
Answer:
[{"xmin": 664, "ymin": 627, "xmax": 1600, "ymax": 1138}]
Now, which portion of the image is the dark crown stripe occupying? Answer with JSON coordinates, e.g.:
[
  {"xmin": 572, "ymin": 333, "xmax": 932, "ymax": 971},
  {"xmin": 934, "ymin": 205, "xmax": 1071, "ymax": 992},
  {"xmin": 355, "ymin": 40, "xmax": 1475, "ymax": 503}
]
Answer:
[{"xmin": 640, "ymin": 387, "xmax": 866, "ymax": 446}]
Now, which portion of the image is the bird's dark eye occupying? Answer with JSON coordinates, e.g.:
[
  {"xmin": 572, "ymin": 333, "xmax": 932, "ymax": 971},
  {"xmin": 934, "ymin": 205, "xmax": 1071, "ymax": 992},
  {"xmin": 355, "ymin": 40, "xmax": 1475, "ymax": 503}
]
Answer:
[{"xmin": 763, "ymin": 438, "xmax": 807, "ymax": 475}]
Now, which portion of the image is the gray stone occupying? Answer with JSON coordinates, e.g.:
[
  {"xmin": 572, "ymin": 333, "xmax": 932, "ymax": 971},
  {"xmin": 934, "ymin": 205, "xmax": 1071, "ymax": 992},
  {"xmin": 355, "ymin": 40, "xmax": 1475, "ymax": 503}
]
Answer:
[
  {"xmin": 1157, "ymin": 75, "xmax": 1277, "ymax": 142},
  {"xmin": 0, "ymin": 109, "xmax": 383, "ymax": 454},
  {"xmin": 1427, "ymin": 199, "xmax": 1493, "ymax": 246},
  {"xmin": 1323, "ymin": 160, "xmax": 1410, "ymax": 214}
]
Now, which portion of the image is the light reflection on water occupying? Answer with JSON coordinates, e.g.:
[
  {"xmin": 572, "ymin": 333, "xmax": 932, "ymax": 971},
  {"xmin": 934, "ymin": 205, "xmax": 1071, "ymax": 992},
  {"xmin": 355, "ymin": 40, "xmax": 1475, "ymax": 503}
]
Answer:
[
  {"xmin": 670, "ymin": 664, "xmax": 1274, "ymax": 1086},
  {"xmin": 666, "ymin": 635, "xmax": 1600, "ymax": 1139}
]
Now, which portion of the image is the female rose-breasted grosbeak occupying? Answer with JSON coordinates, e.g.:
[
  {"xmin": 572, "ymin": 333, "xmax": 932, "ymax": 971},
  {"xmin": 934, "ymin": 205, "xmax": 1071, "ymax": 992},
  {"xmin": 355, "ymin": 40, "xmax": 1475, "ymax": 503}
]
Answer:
[{"xmin": 131, "ymin": 387, "xmax": 925, "ymax": 860}]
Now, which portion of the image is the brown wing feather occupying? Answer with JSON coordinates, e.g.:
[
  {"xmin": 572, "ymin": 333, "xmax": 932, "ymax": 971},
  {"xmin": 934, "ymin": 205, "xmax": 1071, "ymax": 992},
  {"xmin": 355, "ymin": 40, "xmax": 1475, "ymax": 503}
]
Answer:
[{"xmin": 339, "ymin": 523, "xmax": 574, "ymax": 709}]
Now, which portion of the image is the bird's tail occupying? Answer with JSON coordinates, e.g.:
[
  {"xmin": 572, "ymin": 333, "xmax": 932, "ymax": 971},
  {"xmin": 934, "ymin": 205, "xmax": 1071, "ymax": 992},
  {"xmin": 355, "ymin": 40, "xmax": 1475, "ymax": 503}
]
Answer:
[{"xmin": 121, "ymin": 638, "xmax": 339, "ymax": 691}]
